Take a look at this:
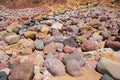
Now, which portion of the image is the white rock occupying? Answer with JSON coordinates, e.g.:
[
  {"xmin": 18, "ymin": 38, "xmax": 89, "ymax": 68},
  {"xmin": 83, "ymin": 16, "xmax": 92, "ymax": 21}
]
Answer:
[{"xmin": 51, "ymin": 22, "xmax": 63, "ymax": 29}]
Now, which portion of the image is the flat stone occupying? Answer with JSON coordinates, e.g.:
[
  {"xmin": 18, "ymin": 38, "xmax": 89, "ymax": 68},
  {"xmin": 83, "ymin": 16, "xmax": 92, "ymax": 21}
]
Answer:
[
  {"xmin": 100, "ymin": 74, "xmax": 114, "ymax": 80},
  {"xmin": 51, "ymin": 22, "xmax": 63, "ymax": 29},
  {"xmin": 24, "ymin": 31, "xmax": 36, "ymax": 38}
]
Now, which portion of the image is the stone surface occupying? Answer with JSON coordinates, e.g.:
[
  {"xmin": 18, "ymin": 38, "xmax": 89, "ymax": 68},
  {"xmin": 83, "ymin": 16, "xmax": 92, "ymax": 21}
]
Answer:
[
  {"xmin": 9, "ymin": 61, "xmax": 34, "ymax": 80},
  {"xmin": 66, "ymin": 59, "xmax": 82, "ymax": 76},
  {"xmin": 5, "ymin": 34, "xmax": 20, "ymax": 45},
  {"xmin": 63, "ymin": 37, "xmax": 78, "ymax": 48},
  {"xmin": 0, "ymin": 68, "xmax": 10, "ymax": 75},
  {"xmin": 51, "ymin": 22, "xmax": 63, "ymax": 29},
  {"xmin": 100, "ymin": 31, "xmax": 111, "ymax": 39},
  {"xmin": 64, "ymin": 46, "xmax": 76, "ymax": 53},
  {"xmin": 24, "ymin": 31, "xmax": 36, "ymax": 38},
  {"xmin": 81, "ymin": 40, "xmax": 99, "ymax": 51},
  {"xmin": 33, "ymin": 54, "xmax": 44, "ymax": 66},
  {"xmin": 63, "ymin": 52, "xmax": 85, "ymax": 67},
  {"xmin": 100, "ymin": 74, "xmax": 114, "ymax": 80},
  {"xmin": 44, "ymin": 59, "xmax": 66, "ymax": 76},
  {"xmin": 35, "ymin": 39, "xmax": 44, "ymax": 50},
  {"xmin": 97, "ymin": 58, "xmax": 120, "ymax": 80},
  {"xmin": 0, "ymin": 71, "xmax": 8, "ymax": 80}
]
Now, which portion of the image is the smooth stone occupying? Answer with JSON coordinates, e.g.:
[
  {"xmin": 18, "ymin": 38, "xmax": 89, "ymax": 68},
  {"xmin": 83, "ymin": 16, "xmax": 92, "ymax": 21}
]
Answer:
[
  {"xmin": 44, "ymin": 59, "xmax": 65, "ymax": 76},
  {"xmin": 54, "ymin": 36, "xmax": 64, "ymax": 42},
  {"xmin": 0, "ymin": 62, "xmax": 9, "ymax": 70},
  {"xmin": 5, "ymin": 34, "xmax": 20, "ymax": 45},
  {"xmin": 41, "ymin": 25, "xmax": 50, "ymax": 33},
  {"xmin": 100, "ymin": 74, "xmax": 114, "ymax": 80},
  {"xmin": 56, "ymin": 43, "xmax": 64, "ymax": 52},
  {"xmin": 35, "ymin": 39, "xmax": 44, "ymax": 50},
  {"xmin": 51, "ymin": 29, "xmax": 61, "ymax": 37},
  {"xmin": 64, "ymin": 46, "xmax": 76, "ymax": 53},
  {"xmin": 10, "ymin": 62, "xmax": 20, "ymax": 69},
  {"xmin": 63, "ymin": 37, "xmax": 78, "ymax": 48},
  {"xmin": 36, "ymin": 33, "xmax": 48, "ymax": 39},
  {"xmin": 9, "ymin": 61, "xmax": 34, "ymax": 80},
  {"xmin": 66, "ymin": 59, "xmax": 82, "ymax": 76},
  {"xmin": 97, "ymin": 58, "xmax": 120, "ymax": 80},
  {"xmin": 51, "ymin": 22, "xmax": 63, "ymax": 29},
  {"xmin": 81, "ymin": 40, "xmax": 99, "ymax": 51},
  {"xmin": 24, "ymin": 31, "xmax": 36, "ymax": 38},
  {"xmin": 0, "ymin": 71, "xmax": 7, "ymax": 80},
  {"xmin": 63, "ymin": 52, "xmax": 85, "ymax": 67}
]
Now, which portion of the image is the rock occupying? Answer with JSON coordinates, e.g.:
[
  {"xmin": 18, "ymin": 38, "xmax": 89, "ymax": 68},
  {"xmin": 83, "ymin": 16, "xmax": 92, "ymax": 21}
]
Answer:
[
  {"xmin": 0, "ymin": 54, "xmax": 9, "ymax": 63},
  {"xmin": 24, "ymin": 31, "xmax": 36, "ymax": 38},
  {"xmin": 44, "ymin": 42, "xmax": 61, "ymax": 54},
  {"xmin": 100, "ymin": 31, "xmax": 111, "ymax": 39},
  {"xmin": 33, "ymin": 66, "xmax": 43, "ymax": 80},
  {"xmin": 36, "ymin": 33, "xmax": 48, "ymax": 39},
  {"xmin": 44, "ymin": 59, "xmax": 65, "ymax": 76},
  {"xmin": 54, "ymin": 36, "xmax": 64, "ymax": 42},
  {"xmin": 43, "ymin": 70, "xmax": 52, "ymax": 80},
  {"xmin": 64, "ymin": 46, "xmax": 76, "ymax": 53},
  {"xmin": 85, "ymin": 61, "xmax": 97, "ymax": 70},
  {"xmin": 51, "ymin": 29, "xmax": 61, "ymax": 36},
  {"xmin": 5, "ymin": 34, "xmax": 20, "ymax": 45},
  {"xmin": 35, "ymin": 39, "xmax": 44, "ymax": 50},
  {"xmin": 41, "ymin": 25, "xmax": 50, "ymax": 33},
  {"xmin": 0, "ymin": 71, "xmax": 7, "ymax": 80},
  {"xmin": 63, "ymin": 37, "xmax": 78, "ymax": 48},
  {"xmin": 100, "ymin": 74, "xmax": 114, "ymax": 80},
  {"xmin": 13, "ymin": 27, "xmax": 21, "ymax": 34},
  {"xmin": 63, "ymin": 52, "xmax": 85, "ymax": 67},
  {"xmin": 9, "ymin": 39, "xmax": 35, "ymax": 55},
  {"xmin": 10, "ymin": 62, "xmax": 20, "ymax": 69},
  {"xmin": 66, "ymin": 25, "xmax": 79, "ymax": 35},
  {"xmin": 81, "ymin": 40, "xmax": 99, "ymax": 51},
  {"xmin": 0, "ymin": 68, "xmax": 10, "ymax": 75},
  {"xmin": 9, "ymin": 61, "xmax": 34, "ymax": 80},
  {"xmin": 97, "ymin": 58, "xmax": 120, "ymax": 80},
  {"xmin": 76, "ymin": 35, "xmax": 87, "ymax": 43},
  {"xmin": 56, "ymin": 43, "xmax": 64, "ymax": 52},
  {"xmin": 105, "ymin": 40, "xmax": 120, "ymax": 50},
  {"xmin": 89, "ymin": 19, "xmax": 100, "ymax": 26},
  {"xmin": 0, "ymin": 62, "xmax": 9, "ymax": 70},
  {"xmin": 33, "ymin": 54, "xmax": 44, "ymax": 66},
  {"xmin": 51, "ymin": 22, "xmax": 63, "ymax": 29},
  {"xmin": 66, "ymin": 59, "xmax": 82, "ymax": 76}
]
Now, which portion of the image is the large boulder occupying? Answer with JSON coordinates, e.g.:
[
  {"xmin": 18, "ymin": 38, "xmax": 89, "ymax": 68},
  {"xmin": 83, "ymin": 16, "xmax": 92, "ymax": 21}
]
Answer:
[{"xmin": 97, "ymin": 58, "xmax": 120, "ymax": 80}]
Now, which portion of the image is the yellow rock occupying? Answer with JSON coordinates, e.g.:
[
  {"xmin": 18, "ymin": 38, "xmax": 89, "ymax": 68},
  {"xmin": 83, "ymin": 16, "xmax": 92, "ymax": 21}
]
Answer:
[
  {"xmin": 5, "ymin": 50, "xmax": 13, "ymax": 55},
  {"xmin": 41, "ymin": 25, "xmax": 50, "ymax": 33},
  {"xmin": 24, "ymin": 31, "xmax": 37, "ymax": 38},
  {"xmin": 36, "ymin": 33, "xmax": 48, "ymax": 39}
]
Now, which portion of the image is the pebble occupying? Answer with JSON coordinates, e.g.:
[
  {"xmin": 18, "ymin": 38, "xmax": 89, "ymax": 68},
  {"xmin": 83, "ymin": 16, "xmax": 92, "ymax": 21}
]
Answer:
[
  {"xmin": 100, "ymin": 31, "xmax": 111, "ymax": 39},
  {"xmin": 64, "ymin": 46, "xmax": 76, "ymax": 53},
  {"xmin": 35, "ymin": 39, "xmax": 44, "ymax": 50},
  {"xmin": 66, "ymin": 59, "xmax": 82, "ymax": 76},
  {"xmin": 56, "ymin": 43, "xmax": 64, "ymax": 52},
  {"xmin": 24, "ymin": 31, "xmax": 36, "ymax": 38},
  {"xmin": 33, "ymin": 54, "xmax": 44, "ymax": 66},
  {"xmin": 0, "ymin": 68, "xmax": 10, "ymax": 75},
  {"xmin": 5, "ymin": 34, "xmax": 20, "ymax": 45},
  {"xmin": 0, "ymin": 54, "xmax": 9, "ymax": 63}
]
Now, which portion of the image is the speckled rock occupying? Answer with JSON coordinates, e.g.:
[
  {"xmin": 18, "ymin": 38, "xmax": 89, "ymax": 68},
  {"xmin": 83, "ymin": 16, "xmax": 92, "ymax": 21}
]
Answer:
[
  {"xmin": 66, "ymin": 59, "xmax": 82, "ymax": 76},
  {"xmin": 44, "ymin": 58, "xmax": 65, "ymax": 76},
  {"xmin": 81, "ymin": 40, "xmax": 99, "ymax": 51},
  {"xmin": 9, "ymin": 61, "xmax": 34, "ymax": 80},
  {"xmin": 0, "ymin": 71, "xmax": 8, "ymax": 80},
  {"xmin": 63, "ymin": 52, "xmax": 85, "ymax": 67},
  {"xmin": 100, "ymin": 31, "xmax": 111, "ymax": 39},
  {"xmin": 63, "ymin": 37, "xmax": 78, "ymax": 48}
]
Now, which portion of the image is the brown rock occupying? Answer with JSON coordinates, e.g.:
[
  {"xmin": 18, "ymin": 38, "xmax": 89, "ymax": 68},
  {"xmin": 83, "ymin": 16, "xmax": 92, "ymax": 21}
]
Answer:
[
  {"xmin": 9, "ymin": 61, "xmax": 34, "ymax": 80},
  {"xmin": 24, "ymin": 31, "xmax": 36, "ymax": 38},
  {"xmin": 36, "ymin": 33, "xmax": 48, "ymax": 39}
]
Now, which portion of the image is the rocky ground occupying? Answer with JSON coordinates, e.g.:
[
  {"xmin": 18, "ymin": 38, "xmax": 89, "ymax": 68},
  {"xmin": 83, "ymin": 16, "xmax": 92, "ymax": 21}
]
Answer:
[{"xmin": 0, "ymin": 3, "xmax": 120, "ymax": 80}]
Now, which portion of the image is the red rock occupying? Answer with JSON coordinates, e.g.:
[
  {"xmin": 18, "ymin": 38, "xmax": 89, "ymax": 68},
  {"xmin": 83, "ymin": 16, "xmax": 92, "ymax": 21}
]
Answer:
[
  {"xmin": 85, "ymin": 61, "xmax": 97, "ymax": 70},
  {"xmin": 64, "ymin": 46, "xmax": 76, "ymax": 53},
  {"xmin": 0, "ymin": 62, "xmax": 9, "ymax": 70},
  {"xmin": 81, "ymin": 40, "xmax": 99, "ymax": 51},
  {"xmin": 9, "ymin": 61, "xmax": 34, "ymax": 80}
]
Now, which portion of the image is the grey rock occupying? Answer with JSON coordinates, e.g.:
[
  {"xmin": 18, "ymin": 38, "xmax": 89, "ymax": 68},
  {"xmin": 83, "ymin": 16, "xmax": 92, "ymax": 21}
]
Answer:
[
  {"xmin": 63, "ymin": 52, "xmax": 85, "ymax": 67},
  {"xmin": 0, "ymin": 71, "xmax": 7, "ymax": 80},
  {"xmin": 35, "ymin": 39, "xmax": 44, "ymax": 50},
  {"xmin": 100, "ymin": 31, "xmax": 111, "ymax": 39},
  {"xmin": 100, "ymin": 74, "xmax": 114, "ymax": 80},
  {"xmin": 66, "ymin": 59, "xmax": 82, "ymax": 76},
  {"xmin": 97, "ymin": 58, "xmax": 120, "ymax": 80}
]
